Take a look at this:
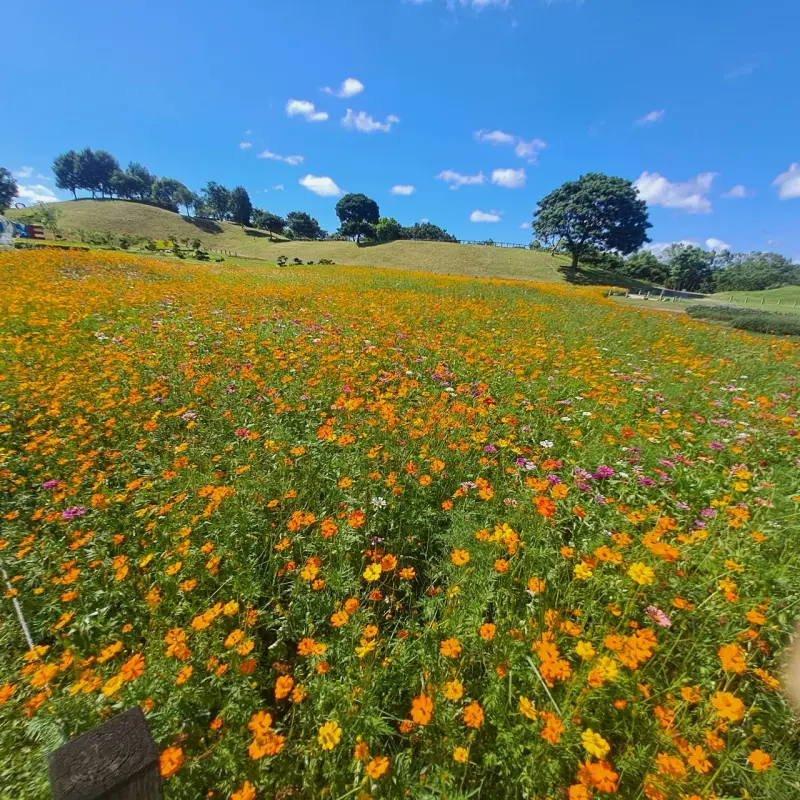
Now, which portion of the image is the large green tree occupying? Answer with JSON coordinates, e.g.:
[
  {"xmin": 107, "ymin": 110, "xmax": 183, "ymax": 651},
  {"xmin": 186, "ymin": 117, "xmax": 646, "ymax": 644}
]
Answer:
[
  {"xmin": 53, "ymin": 151, "xmax": 80, "ymax": 199},
  {"xmin": 252, "ymin": 209, "xmax": 286, "ymax": 235},
  {"xmin": 126, "ymin": 162, "xmax": 157, "ymax": 200},
  {"xmin": 151, "ymin": 178, "xmax": 186, "ymax": 210},
  {"xmin": 404, "ymin": 221, "xmax": 457, "ymax": 243},
  {"xmin": 665, "ymin": 244, "xmax": 713, "ymax": 292},
  {"xmin": 109, "ymin": 170, "xmax": 140, "ymax": 199},
  {"xmin": 335, "ymin": 193, "xmax": 379, "ymax": 242},
  {"xmin": 532, "ymin": 173, "xmax": 651, "ymax": 269},
  {"xmin": 174, "ymin": 185, "xmax": 197, "ymax": 217},
  {"xmin": 374, "ymin": 217, "xmax": 403, "ymax": 243},
  {"xmin": 621, "ymin": 250, "xmax": 670, "ymax": 285},
  {"xmin": 286, "ymin": 211, "xmax": 324, "ymax": 240},
  {"xmin": 229, "ymin": 186, "xmax": 253, "ymax": 226},
  {"xmin": 93, "ymin": 151, "xmax": 121, "ymax": 198},
  {"xmin": 202, "ymin": 182, "xmax": 231, "ymax": 220},
  {"xmin": 0, "ymin": 167, "xmax": 18, "ymax": 210}
]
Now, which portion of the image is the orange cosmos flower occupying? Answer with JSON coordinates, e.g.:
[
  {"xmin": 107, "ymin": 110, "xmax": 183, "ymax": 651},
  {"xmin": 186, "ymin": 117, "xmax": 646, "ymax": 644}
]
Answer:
[
  {"xmin": 410, "ymin": 693, "xmax": 433, "ymax": 725},
  {"xmin": 274, "ymin": 675, "xmax": 294, "ymax": 699},
  {"xmin": 747, "ymin": 749, "xmax": 772, "ymax": 771},
  {"xmin": 440, "ymin": 638, "xmax": 462, "ymax": 658},
  {"xmin": 450, "ymin": 549, "xmax": 470, "ymax": 566},
  {"xmin": 231, "ymin": 781, "xmax": 256, "ymax": 800},
  {"xmin": 718, "ymin": 643, "xmax": 747, "ymax": 674},
  {"xmin": 463, "ymin": 701, "xmax": 484, "ymax": 729},
  {"xmin": 366, "ymin": 755, "xmax": 390, "ymax": 779},
  {"xmin": 711, "ymin": 691, "xmax": 745, "ymax": 722},
  {"xmin": 478, "ymin": 622, "xmax": 496, "ymax": 640},
  {"xmin": 159, "ymin": 746, "xmax": 184, "ymax": 778}
]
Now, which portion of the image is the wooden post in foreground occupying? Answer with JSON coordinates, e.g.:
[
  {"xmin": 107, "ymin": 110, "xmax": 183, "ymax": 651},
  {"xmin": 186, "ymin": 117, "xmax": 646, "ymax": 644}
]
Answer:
[{"xmin": 49, "ymin": 707, "xmax": 162, "ymax": 800}]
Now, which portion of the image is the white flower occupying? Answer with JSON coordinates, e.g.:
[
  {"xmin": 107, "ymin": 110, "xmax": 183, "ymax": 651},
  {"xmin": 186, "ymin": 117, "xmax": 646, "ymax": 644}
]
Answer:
[
  {"xmin": 539, "ymin": 440, "xmax": 554, "ymax": 449},
  {"xmin": 370, "ymin": 496, "xmax": 387, "ymax": 509}
]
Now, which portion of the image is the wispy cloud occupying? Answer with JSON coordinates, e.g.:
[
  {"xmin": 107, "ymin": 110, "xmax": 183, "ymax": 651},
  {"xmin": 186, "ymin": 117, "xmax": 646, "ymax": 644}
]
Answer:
[
  {"xmin": 725, "ymin": 64, "xmax": 756, "ymax": 79},
  {"xmin": 286, "ymin": 99, "xmax": 329, "ymax": 122},
  {"xmin": 474, "ymin": 129, "xmax": 546, "ymax": 163},
  {"xmin": 706, "ymin": 238, "xmax": 731, "ymax": 252},
  {"xmin": 436, "ymin": 170, "xmax": 486, "ymax": 190},
  {"xmin": 635, "ymin": 109, "xmax": 665, "ymax": 126},
  {"xmin": 634, "ymin": 171, "xmax": 717, "ymax": 214},
  {"xmin": 322, "ymin": 78, "xmax": 365, "ymax": 98},
  {"xmin": 239, "ymin": 142, "xmax": 252, "ymax": 150},
  {"xmin": 273, "ymin": 184, "xmax": 284, "ymax": 191},
  {"xmin": 16, "ymin": 183, "xmax": 59, "ymax": 204},
  {"xmin": 491, "ymin": 168, "xmax": 526, "ymax": 189},
  {"xmin": 257, "ymin": 150, "xmax": 304, "ymax": 166},
  {"xmin": 773, "ymin": 164, "xmax": 800, "ymax": 200},
  {"xmin": 470, "ymin": 209, "xmax": 503, "ymax": 222},
  {"xmin": 13, "ymin": 166, "xmax": 34, "ymax": 179},
  {"xmin": 299, "ymin": 174, "xmax": 342, "ymax": 197},
  {"xmin": 342, "ymin": 109, "xmax": 399, "ymax": 133},
  {"xmin": 390, "ymin": 185, "xmax": 415, "ymax": 195},
  {"xmin": 721, "ymin": 184, "xmax": 751, "ymax": 199}
]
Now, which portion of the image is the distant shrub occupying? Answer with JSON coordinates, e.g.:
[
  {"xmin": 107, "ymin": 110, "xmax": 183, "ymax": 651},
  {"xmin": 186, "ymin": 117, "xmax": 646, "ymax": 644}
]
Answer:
[
  {"xmin": 277, "ymin": 256, "xmax": 287, "ymax": 267},
  {"xmin": 293, "ymin": 258, "xmax": 303, "ymax": 265},
  {"xmin": 213, "ymin": 256, "xmax": 225, "ymax": 263},
  {"xmin": 687, "ymin": 305, "xmax": 800, "ymax": 336},
  {"xmin": 318, "ymin": 259, "xmax": 335, "ymax": 266}
]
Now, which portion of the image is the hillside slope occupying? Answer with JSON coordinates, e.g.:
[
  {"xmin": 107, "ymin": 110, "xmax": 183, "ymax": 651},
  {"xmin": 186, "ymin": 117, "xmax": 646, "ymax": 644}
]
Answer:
[{"xmin": 10, "ymin": 199, "xmax": 644, "ymax": 285}]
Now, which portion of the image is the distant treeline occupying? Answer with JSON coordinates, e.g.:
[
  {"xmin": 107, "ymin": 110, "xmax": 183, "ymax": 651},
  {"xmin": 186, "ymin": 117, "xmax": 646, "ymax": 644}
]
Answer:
[
  {"xmin": 579, "ymin": 244, "xmax": 800, "ymax": 294},
  {"xmin": 49, "ymin": 149, "xmax": 458, "ymax": 244}
]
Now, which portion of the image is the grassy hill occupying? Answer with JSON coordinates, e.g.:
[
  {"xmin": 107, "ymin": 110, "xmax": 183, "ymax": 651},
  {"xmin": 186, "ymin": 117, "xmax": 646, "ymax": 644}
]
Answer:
[
  {"xmin": 712, "ymin": 285, "xmax": 800, "ymax": 311},
  {"xmin": 9, "ymin": 199, "xmax": 650, "ymax": 286}
]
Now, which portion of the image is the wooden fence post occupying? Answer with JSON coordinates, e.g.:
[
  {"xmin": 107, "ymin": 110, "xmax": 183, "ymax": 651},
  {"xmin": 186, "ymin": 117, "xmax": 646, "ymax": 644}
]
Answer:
[{"xmin": 49, "ymin": 707, "xmax": 162, "ymax": 800}]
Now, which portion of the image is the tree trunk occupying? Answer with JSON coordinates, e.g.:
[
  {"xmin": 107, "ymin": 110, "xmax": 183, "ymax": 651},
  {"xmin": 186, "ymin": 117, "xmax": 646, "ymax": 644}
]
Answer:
[
  {"xmin": 72, "ymin": 189, "xmax": 77, "ymax": 200},
  {"xmin": 571, "ymin": 250, "xmax": 579, "ymax": 269}
]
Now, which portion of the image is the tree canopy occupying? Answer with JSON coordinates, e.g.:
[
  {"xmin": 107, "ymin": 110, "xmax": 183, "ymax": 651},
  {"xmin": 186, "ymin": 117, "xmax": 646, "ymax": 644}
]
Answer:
[
  {"xmin": 335, "ymin": 193, "xmax": 380, "ymax": 242},
  {"xmin": 252, "ymin": 209, "xmax": 286, "ymax": 235},
  {"xmin": 53, "ymin": 151, "xmax": 80, "ymax": 199},
  {"xmin": 713, "ymin": 251, "xmax": 800, "ymax": 292},
  {"xmin": 0, "ymin": 167, "xmax": 18, "ymax": 210},
  {"xmin": 286, "ymin": 211, "xmax": 325, "ymax": 240},
  {"xmin": 532, "ymin": 173, "xmax": 651, "ymax": 268},
  {"xmin": 229, "ymin": 187, "xmax": 253, "ymax": 227}
]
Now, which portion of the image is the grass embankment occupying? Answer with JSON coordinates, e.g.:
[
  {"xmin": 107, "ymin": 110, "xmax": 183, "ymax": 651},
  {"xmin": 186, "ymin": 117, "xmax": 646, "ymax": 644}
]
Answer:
[{"xmin": 8, "ymin": 200, "xmax": 652, "ymax": 287}]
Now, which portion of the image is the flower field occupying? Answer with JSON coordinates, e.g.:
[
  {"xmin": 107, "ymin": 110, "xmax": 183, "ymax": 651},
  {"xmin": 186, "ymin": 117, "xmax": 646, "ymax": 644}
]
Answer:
[{"xmin": 2, "ymin": 249, "xmax": 800, "ymax": 799}]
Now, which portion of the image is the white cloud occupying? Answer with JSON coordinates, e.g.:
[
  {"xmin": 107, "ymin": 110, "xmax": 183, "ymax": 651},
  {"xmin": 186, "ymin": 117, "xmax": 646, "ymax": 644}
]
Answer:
[
  {"xmin": 633, "ymin": 171, "xmax": 717, "ymax": 214},
  {"xmin": 773, "ymin": 163, "xmax": 800, "ymax": 200},
  {"xmin": 390, "ymin": 185, "xmax": 415, "ymax": 195},
  {"xmin": 257, "ymin": 149, "xmax": 304, "ymax": 166},
  {"xmin": 725, "ymin": 64, "xmax": 756, "ymax": 79},
  {"xmin": 470, "ymin": 209, "xmax": 503, "ymax": 223},
  {"xmin": 13, "ymin": 166, "xmax": 33, "ymax": 179},
  {"xmin": 520, "ymin": 221, "xmax": 530, "ymax": 229},
  {"xmin": 475, "ymin": 129, "xmax": 546, "ymax": 163},
  {"xmin": 463, "ymin": 0, "xmax": 510, "ymax": 8},
  {"xmin": 706, "ymin": 238, "xmax": 731, "ymax": 252},
  {"xmin": 273, "ymin": 184, "xmax": 284, "ymax": 191},
  {"xmin": 36, "ymin": 173, "xmax": 51, "ymax": 181},
  {"xmin": 342, "ymin": 109, "xmax": 399, "ymax": 133},
  {"xmin": 491, "ymin": 167, "xmax": 526, "ymax": 189},
  {"xmin": 299, "ymin": 174, "xmax": 342, "ymax": 197},
  {"xmin": 474, "ymin": 129, "xmax": 515, "ymax": 145},
  {"xmin": 322, "ymin": 78, "xmax": 365, "ymax": 98},
  {"xmin": 635, "ymin": 109, "xmax": 665, "ymax": 126},
  {"xmin": 16, "ymin": 184, "xmax": 59, "ymax": 204},
  {"xmin": 722, "ymin": 184, "xmax": 751, "ymax": 199},
  {"xmin": 436, "ymin": 170, "xmax": 486, "ymax": 190},
  {"xmin": 419, "ymin": 218, "xmax": 429, "ymax": 223},
  {"xmin": 643, "ymin": 240, "xmax": 696, "ymax": 257},
  {"xmin": 239, "ymin": 142, "xmax": 252, "ymax": 150},
  {"xmin": 514, "ymin": 138, "xmax": 546, "ymax": 163},
  {"xmin": 286, "ymin": 99, "xmax": 329, "ymax": 122}
]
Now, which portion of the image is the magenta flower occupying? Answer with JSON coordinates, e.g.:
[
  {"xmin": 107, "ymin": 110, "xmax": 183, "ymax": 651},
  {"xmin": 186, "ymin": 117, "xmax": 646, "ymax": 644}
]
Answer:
[
  {"xmin": 42, "ymin": 479, "xmax": 60, "ymax": 490},
  {"xmin": 61, "ymin": 507, "xmax": 87, "ymax": 520},
  {"xmin": 646, "ymin": 606, "xmax": 672, "ymax": 628}
]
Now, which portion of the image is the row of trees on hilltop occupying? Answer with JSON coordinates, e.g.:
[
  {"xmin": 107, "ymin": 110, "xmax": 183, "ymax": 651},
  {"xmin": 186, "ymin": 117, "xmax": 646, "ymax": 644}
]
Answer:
[
  {"xmin": 53, "ymin": 149, "xmax": 196, "ymax": 214},
  {"xmin": 48, "ymin": 149, "xmax": 457, "ymax": 244}
]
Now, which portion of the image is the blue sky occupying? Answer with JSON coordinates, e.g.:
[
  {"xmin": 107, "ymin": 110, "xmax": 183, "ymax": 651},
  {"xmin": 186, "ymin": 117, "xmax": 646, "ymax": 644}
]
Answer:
[{"xmin": 5, "ymin": 0, "xmax": 800, "ymax": 258}]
